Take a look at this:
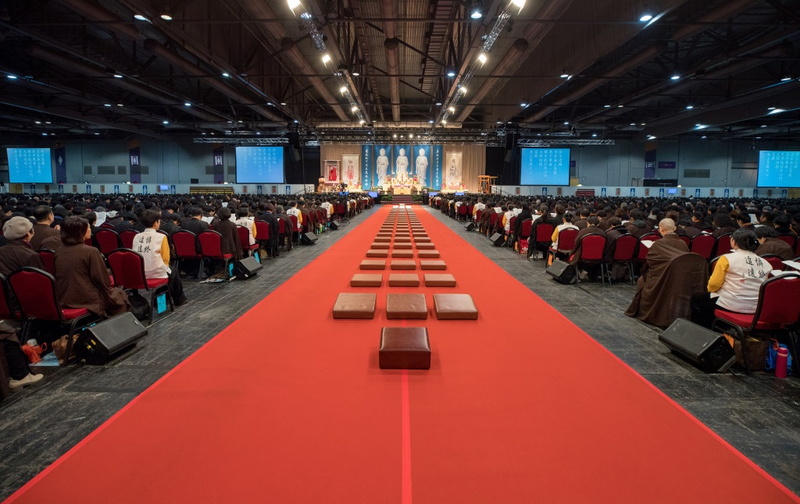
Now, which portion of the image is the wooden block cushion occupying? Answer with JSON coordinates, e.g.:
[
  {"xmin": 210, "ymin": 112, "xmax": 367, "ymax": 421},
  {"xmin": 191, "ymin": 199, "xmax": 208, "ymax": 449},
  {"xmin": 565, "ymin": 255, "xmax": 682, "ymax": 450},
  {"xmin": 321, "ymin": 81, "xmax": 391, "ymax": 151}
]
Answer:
[
  {"xmin": 388, "ymin": 274, "xmax": 420, "ymax": 287},
  {"xmin": 333, "ymin": 293, "xmax": 377, "ymax": 319},
  {"xmin": 386, "ymin": 293, "xmax": 428, "ymax": 319},
  {"xmin": 416, "ymin": 243, "xmax": 435, "ymax": 250},
  {"xmin": 391, "ymin": 250, "xmax": 414, "ymax": 258},
  {"xmin": 416, "ymin": 250, "xmax": 440, "ymax": 258},
  {"xmin": 360, "ymin": 259, "xmax": 387, "ymax": 270},
  {"xmin": 424, "ymin": 274, "xmax": 456, "ymax": 287},
  {"xmin": 350, "ymin": 274, "xmax": 383, "ymax": 287},
  {"xmin": 433, "ymin": 293, "xmax": 478, "ymax": 320},
  {"xmin": 366, "ymin": 249, "xmax": 389, "ymax": 258},
  {"xmin": 390, "ymin": 260, "xmax": 417, "ymax": 270},
  {"xmin": 420, "ymin": 260, "xmax": 446, "ymax": 270},
  {"xmin": 379, "ymin": 327, "xmax": 431, "ymax": 370},
  {"xmin": 370, "ymin": 242, "xmax": 390, "ymax": 249}
]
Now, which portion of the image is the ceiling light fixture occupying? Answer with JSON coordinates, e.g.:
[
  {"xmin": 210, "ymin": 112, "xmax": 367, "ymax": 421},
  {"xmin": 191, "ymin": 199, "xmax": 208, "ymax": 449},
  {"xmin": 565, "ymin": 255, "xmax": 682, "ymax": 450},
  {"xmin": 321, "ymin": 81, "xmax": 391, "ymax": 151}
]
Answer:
[
  {"xmin": 7, "ymin": 75, "xmax": 18, "ymax": 80},
  {"xmin": 670, "ymin": 74, "xmax": 681, "ymax": 81},
  {"xmin": 340, "ymin": 86, "xmax": 348, "ymax": 94},
  {"xmin": 446, "ymin": 70, "xmax": 456, "ymax": 78},
  {"xmin": 160, "ymin": 6, "xmax": 173, "ymax": 21},
  {"xmin": 477, "ymin": 53, "xmax": 487, "ymax": 64},
  {"xmin": 321, "ymin": 54, "xmax": 331, "ymax": 64},
  {"xmin": 133, "ymin": 14, "xmax": 149, "ymax": 21},
  {"xmin": 184, "ymin": 102, "xmax": 191, "ymax": 107},
  {"xmin": 639, "ymin": 13, "xmax": 653, "ymax": 22},
  {"xmin": 113, "ymin": 73, "xmax": 123, "ymax": 79},
  {"xmin": 352, "ymin": 71, "xmax": 360, "ymax": 76},
  {"xmin": 768, "ymin": 108, "xmax": 785, "ymax": 115},
  {"xmin": 685, "ymin": 105, "xmax": 694, "ymax": 110},
  {"xmin": 287, "ymin": 0, "xmax": 302, "ymax": 11},
  {"xmin": 222, "ymin": 72, "xmax": 230, "ymax": 78}
]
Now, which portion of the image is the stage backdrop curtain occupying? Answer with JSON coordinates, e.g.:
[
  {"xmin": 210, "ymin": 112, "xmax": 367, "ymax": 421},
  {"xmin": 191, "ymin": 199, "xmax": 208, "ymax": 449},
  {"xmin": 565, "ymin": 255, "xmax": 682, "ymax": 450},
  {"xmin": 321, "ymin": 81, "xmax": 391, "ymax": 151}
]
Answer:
[
  {"xmin": 443, "ymin": 144, "xmax": 485, "ymax": 192},
  {"xmin": 320, "ymin": 144, "xmax": 360, "ymax": 180},
  {"xmin": 320, "ymin": 143, "xmax": 485, "ymax": 192}
]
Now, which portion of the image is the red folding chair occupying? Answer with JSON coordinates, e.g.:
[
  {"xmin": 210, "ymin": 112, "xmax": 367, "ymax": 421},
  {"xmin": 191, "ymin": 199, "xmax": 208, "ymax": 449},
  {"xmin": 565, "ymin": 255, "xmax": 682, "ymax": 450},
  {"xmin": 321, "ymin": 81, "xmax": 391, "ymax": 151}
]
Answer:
[
  {"xmin": 38, "ymin": 249, "xmax": 56, "ymax": 275},
  {"xmin": 679, "ymin": 235, "xmax": 691, "ymax": 248},
  {"xmin": 94, "ymin": 229, "xmax": 121, "ymax": 256},
  {"xmin": 572, "ymin": 233, "xmax": 606, "ymax": 285},
  {"xmin": 107, "ymin": 249, "xmax": 174, "ymax": 324},
  {"xmin": 634, "ymin": 232, "xmax": 662, "ymax": 273},
  {"xmin": 171, "ymin": 230, "xmax": 201, "ymax": 272},
  {"xmin": 712, "ymin": 233, "xmax": 732, "ymax": 258},
  {"xmin": 760, "ymin": 254, "xmax": 784, "ymax": 271},
  {"xmin": 776, "ymin": 234, "xmax": 796, "ymax": 249},
  {"xmin": 198, "ymin": 231, "xmax": 234, "ymax": 279},
  {"xmin": 457, "ymin": 205, "xmax": 468, "ymax": 221},
  {"xmin": 237, "ymin": 225, "xmax": 259, "ymax": 258},
  {"xmin": 531, "ymin": 223, "xmax": 554, "ymax": 261},
  {"xmin": 690, "ymin": 234, "xmax": 715, "ymax": 260},
  {"xmin": 0, "ymin": 273, "xmax": 21, "ymax": 322},
  {"xmin": 603, "ymin": 234, "xmax": 638, "ymax": 285},
  {"xmin": 120, "ymin": 230, "xmax": 139, "ymax": 250},
  {"xmin": 713, "ymin": 272, "xmax": 800, "ymax": 374},
  {"xmin": 8, "ymin": 267, "xmax": 96, "ymax": 362}
]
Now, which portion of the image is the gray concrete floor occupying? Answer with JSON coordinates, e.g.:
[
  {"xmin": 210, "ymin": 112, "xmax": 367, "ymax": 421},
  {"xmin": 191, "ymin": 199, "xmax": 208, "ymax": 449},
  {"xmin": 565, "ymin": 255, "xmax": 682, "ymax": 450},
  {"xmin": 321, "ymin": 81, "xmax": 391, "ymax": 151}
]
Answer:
[{"xmin": 1, "ymin": 204, "xmax": 799, "ymax": 499}]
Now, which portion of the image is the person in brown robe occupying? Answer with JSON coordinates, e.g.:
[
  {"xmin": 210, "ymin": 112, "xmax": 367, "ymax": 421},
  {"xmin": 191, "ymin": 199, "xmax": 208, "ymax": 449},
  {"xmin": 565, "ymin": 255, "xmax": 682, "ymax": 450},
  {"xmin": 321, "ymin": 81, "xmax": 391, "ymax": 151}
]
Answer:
[
  {"xmin": 54, "ymin": 216, "xmax": 129, "ymax": 318},
  {"xmin": 625, "ymin": 219, "xmax": 708, "ymax": 328},
  {"xmin": 29, "ymin": 205, "xmax": 61, "ymax": 251},
  {"xmin": 0, "ymin": 216, "xmax": 45, "ymax": 277},
  {"xmin": 213, "ymin": 207, "xmax": 243, "ymax": 261},
  {"xmin": 754, "ymin": 226, "xmax": 794, "ymax": 261}
]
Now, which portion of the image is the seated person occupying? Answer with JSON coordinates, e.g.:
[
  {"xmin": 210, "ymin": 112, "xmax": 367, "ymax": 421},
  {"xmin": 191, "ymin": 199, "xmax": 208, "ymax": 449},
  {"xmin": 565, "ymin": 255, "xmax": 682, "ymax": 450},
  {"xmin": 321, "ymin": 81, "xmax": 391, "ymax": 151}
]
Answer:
[
  {"xmin": 547, "ymin": 211, "xmax": 578, "ymax": 265},
  {"xmin": 132, "ymin": 210, "xmax": 187, "ymax": 306},
  {"xmin": 625, "ymin": 219, "xmax": 706, "ymax": 327},
  {"xmin": 0, "ymin": 216, "xmax": 45, "ymax": 276},
  {"xmin": 754, "ymin": 226, "xmax": 794, "ymax": 260},
  {"xmin": 2, "ymin": 323, "xmax": 43, "ymax": 391},
  {"xmin": 690, "ymin": 228, "xmax": 772, "ymax": 329},
  {"xmin": 214, "ymin": 207, "xmax": 243, "ymax": 261},
  {"xmin": 54, "ymin": 216, "xmax": 129, "ymax": 318},
  {"xmin": 30, "ymin": 205, "xmax": 61, "ymax": 251}
]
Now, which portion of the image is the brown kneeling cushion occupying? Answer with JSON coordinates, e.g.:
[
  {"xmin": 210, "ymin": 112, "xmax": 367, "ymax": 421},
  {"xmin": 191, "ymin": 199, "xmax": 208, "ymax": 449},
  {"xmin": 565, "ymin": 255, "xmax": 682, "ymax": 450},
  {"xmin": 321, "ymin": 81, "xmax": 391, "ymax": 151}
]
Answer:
[
  {"xmin": 433, "ymin": 293, "xmax": 478, "ymax": 320},
  {"xmin": 388, "ymin": 273, "xmax": 420, "ymax": 287},
  {"xmin": 390, "ymin": 260, "xmax": 417, "ymax": 270},
  {"xmin": 420, "ymin": 260, "xmax": 446, "ymax": 270},
  {"xmin": 360, "ymin": 259, "xmax": 387, "ymax": 270},
  {"xmin": 391, "ymin": 250, "xmax": 414, "ymax": 258},
  {"xmin": 417, "ymin": 250, "xmax": 440, "ymax": 258},
  {"xmin": 386, "ymin": 293, "xmax": 428, "ymax": 319},
  {"xmin": 350, "ymin": 274, "xmax": 383, "ymax": 287},
  {"xmin": 379, "ymin": 327, "xmax": 431, "ymax": 370},
  {"xmin": 366, "ymin": 249, "xmax": 389, "ymax": 258},
  {"xmin": 333, "ymin": 293, "xmax": 377, "ymax": 319},
  {"xmin": 424, "ymin": 274, "xmax": 456, "ymax": 287},
  {"xmin": 416, "ymin": 243, "xmax": 435, "ymax": 250}
]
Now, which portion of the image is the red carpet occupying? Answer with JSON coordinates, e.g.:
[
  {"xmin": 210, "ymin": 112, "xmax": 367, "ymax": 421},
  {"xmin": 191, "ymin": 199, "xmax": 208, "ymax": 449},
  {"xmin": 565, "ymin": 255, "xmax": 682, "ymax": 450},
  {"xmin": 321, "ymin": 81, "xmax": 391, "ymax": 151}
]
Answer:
[{"xmin": 5, "ymin": 205, "xmax": 798, "ymax": 504}]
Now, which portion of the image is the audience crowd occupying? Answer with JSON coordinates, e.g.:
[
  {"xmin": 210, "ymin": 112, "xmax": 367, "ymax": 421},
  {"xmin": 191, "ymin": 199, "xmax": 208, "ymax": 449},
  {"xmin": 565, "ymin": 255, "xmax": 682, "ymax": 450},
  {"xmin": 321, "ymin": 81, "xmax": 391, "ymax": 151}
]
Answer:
[
  {"xmin": 0, "ymin": 191, "xmax": 372, "ymax": 395},
  {"xmin": 433, "ymin": 192, "xmax": 800, "ymax": 334}
]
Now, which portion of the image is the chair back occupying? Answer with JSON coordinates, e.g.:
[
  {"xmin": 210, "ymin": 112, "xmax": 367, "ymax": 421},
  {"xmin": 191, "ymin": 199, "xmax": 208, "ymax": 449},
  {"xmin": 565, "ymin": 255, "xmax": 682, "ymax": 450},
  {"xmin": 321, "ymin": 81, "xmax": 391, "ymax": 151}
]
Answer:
[
  {"xmin": 107, "ymin": 249, "xmax": 148, "ymax": 290},
  {"xmin": 95, "ymin": 229, "xmax": 121, "ymax": 255},
  {"xmin": 557, "ymin": 228, "xmax": 579, "ymax": 253},
  {"xmin": 8, "ymin": 267, "xmax": 62, "ymax": 322},
  {"xmin": 507, "ymin": 216, "xmax": 517, "ymax": 233},
  {"xmin": 679, "ymin": 235, "xmax": 691, "ymax": 247},
  {"xmin": 579, "ymin": 234, "xmax": 606, "ymax": 261},
  {"xmin": 520, "ymin": 219, "xmax": 533, "ymax": 239},
  {"xmin": 278, "ymin": 218, "xmax": 287, "ymax": 235},
  {"xmin": 237, "ymin": 225, "xmax": 258, "ymax": 252},
  {"xmin": 120, "ymin": 230, "xmax": 138, "ymax": 249},
  {"xmin": 255, "ymin": 221, "xmax": 270, "ymax": 240},
  {"xmin": 99, "ymin": 222, "xmax": 115, "ymax": 229},
  {"xmin": 475, "ymin": 209, "xmax": 483, "ymax": 222},
  {"xmin": 636, "ymin": 233, "xmax": 662, "ymax": 261},
  {"xmin": 690, "ymin": 234, "xmax": 716, "ymax": 260},
  {"xmin": 612, "ymin": 234, "xmax": 638, "ymax": 261},
  {"xmin": 172, "ymin": 230, "xmax": 200, "ymax": 259},
  {"xmin": 289, "ymin": 214, "xmax": 299, "ymax": 231},
  {"xmin": 457, "ymin": 205, "xmax": 467, "ymax": 216},
  {"xmin": 712, "ymin": 233, "xmax": 732, "ymax": 257},
  {"xmin": 489, "ymin": 212, "xmax": 499, "ymax": 227},
  {"xmin": 534, "ymin": 223, "xmax": 554, "ymax": 243},
  {"xmin": 38, "ymin": 249, "xmax": 56, "ymax": 275},
  {"xmin": 753, "ymin": 273, "xmax": 800, "ymax": 327},
  {"xmin": 776, "ymin": 234, "xmax": 796, "ymax": 249},
  {"xmin": 199, "ymin": 231, "xmax": 225, "ymax": 258},
  {"xmin": 760, "ymin": 254, "xmax": 784, "ymax": 271},
  {"xmin": 0, "ymin": 273, "xmax": 18, "ymax": 320}
]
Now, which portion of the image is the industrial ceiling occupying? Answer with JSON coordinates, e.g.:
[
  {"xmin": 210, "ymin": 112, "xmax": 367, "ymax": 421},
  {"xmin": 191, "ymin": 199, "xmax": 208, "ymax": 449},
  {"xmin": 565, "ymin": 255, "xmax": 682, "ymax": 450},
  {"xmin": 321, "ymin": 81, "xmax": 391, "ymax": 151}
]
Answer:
[{"xmin": 1, "ymin": 0, "xmax": 799, "ymax": 145}]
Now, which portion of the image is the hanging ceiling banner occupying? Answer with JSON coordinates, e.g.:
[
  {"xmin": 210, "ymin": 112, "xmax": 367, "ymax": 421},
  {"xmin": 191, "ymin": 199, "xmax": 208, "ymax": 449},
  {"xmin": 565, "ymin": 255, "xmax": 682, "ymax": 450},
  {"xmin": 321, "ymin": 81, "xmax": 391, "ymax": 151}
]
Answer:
[
  {"xmin": 360, "ymin": 144, "xmax": 372, "ymax": 190},
  {"xmin": 431, "ymin": 145, "xmax": 443, "ymax": 190}
]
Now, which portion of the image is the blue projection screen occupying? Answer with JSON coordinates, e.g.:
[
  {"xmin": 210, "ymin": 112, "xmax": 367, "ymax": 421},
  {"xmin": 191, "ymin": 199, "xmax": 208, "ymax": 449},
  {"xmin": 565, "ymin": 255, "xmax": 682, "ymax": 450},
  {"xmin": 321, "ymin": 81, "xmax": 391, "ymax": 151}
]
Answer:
[
  {"xmin": 758, "ymin": 150, "xmax": 800, "ymax": 188},
  {"xmin": 235, "ymin": 146, "xmax": 284, "ymax": 183},
  {"xmin": 7, "ymin": 148, "xmax": 53, "ymax": 183},
  {"xmin": 520, "ymin": 148, "xmax": 570, "ymax": 185}
]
